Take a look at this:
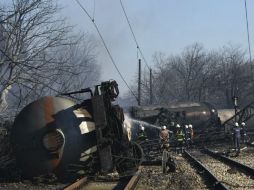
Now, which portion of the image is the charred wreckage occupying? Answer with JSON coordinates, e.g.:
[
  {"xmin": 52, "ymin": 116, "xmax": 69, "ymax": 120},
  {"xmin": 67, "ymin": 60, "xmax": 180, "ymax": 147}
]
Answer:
[{"xmin": 129, "ymin": 102, "xmax": 221, "ymax": 140}]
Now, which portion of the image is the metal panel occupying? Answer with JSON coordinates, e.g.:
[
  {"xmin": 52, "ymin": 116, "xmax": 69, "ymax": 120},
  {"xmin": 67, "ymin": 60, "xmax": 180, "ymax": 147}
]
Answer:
[{"xmin": 91, "ymin": 95, "xmax": 107, "ymax": 128}]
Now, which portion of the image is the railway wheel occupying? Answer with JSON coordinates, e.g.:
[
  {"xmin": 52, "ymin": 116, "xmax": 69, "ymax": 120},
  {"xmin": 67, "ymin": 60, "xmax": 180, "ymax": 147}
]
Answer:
[{"xmin": 116, "ymin": 142, "xmax": 143, "ymax": 177}]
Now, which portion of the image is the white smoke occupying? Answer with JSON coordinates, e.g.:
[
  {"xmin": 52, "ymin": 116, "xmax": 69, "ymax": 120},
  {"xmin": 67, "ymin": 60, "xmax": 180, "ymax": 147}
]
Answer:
[
  {"xmin": 123, "ymin": 114, "xmax": 132, "ymax": 140},
  {"xmin": 124, "ymin": 114, "xmax": 160, "ymax": 141}
]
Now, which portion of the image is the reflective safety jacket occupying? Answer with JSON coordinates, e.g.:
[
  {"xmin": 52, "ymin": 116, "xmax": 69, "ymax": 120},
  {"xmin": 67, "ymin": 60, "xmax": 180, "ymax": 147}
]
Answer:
[
  {"xmin": 137, "ymin": 131, "xmax": 147, "ymax": 141},
  {"xmin": 176, "ymin": 130, "xmax": 185, "ymax": 142}
]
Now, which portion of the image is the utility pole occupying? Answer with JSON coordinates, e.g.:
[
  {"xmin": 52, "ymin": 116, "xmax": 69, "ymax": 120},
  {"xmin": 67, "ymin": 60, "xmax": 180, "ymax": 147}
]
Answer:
[
  {"xmin": 138, "ymin": 59, "xmax": 141, "ymax": 106},
  {"xmin": 233, "ymin": 95, "xmax": 238, "ymax": 122},
  {"xmin": 149, "ymin": 68, "xmax": 153, "ymax": 104},
  {"xmin": 244, "ymin": 0, "xmax": 253, "ymax": 92},
  {"xmin": 232, "ymin": 85, "xmax": 239, "ymax": 122}
]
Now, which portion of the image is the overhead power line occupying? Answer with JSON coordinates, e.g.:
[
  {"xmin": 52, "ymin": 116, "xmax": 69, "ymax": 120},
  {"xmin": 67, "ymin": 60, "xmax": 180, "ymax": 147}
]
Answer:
[
  {"xmin": 244, "ymin": 0, "xmax": 252, "ymax": 63},
  {"xmin": 75, "ymin": 0, "xmax": 138, "ymax": 102},
  {"xmin": 119, "ymin": 0, "xmax": 150, "ymax": 70}
]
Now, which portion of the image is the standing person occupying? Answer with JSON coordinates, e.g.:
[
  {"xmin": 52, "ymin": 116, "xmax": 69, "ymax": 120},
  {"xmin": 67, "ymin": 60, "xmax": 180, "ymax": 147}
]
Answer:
[
  {"xmin": 188, "ymin": 124, "xmax": 194, "ymax": 145},
  {"xmin": 232, "ymin": 122, "xmax": 241, "ymax": 155},
  {"xmin": 240, "ymin": 122, "xmax": 247, "ymax": 143},
  {"xmin": 137, "ymin": 124, "xmax": 147, "ymax": 141},
  {"xmin": 184, "ymin": 125, "xmax": 190, "ymax": 149},
  {"xmin": 160, "ymin": 125, "xmax": 170, "ymax": 150},
  {"xmin": 175, "ymin": 124, "xmax": 185, "ymax": 154}
]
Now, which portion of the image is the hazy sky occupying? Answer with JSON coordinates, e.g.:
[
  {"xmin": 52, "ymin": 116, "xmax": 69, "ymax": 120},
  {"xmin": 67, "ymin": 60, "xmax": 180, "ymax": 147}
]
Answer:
[{"xmin": 60, "ymin": 0, "xmax": 254, "ymax": 97}]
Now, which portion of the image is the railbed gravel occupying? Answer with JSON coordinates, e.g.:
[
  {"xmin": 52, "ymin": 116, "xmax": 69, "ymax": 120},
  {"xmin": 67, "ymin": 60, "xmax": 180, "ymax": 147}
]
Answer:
[
  {"xmin": 192, "ymin": 150, "xmax": 254, "ymax": 190},
  {"xmin": 0, "ymin": 174, "xmax": 68, "ymax": 190},
  {"xmin": 208, "ymin": 143, "xmax": 254, "ymax": 170},
  {"xmin": 0, "ymin": 181, "xmax": 67, "ymax": 190},
  {"xmin": 136, "ymin": 153, "xmax": 209, "ymax": 190},
  {"xmin": 230, "ymin": 147, "xmax": 254, "ymax": 169}
]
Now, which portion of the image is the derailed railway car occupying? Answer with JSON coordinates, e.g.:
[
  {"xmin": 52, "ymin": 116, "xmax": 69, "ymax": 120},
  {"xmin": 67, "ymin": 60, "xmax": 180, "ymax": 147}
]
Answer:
[
  {"xmin": 130, "ymin": 102, "xmax": 220, "ymax": 137},
  {"xmin": 11, "ymin": 80, "xmax": 142, "ymax": 180}
]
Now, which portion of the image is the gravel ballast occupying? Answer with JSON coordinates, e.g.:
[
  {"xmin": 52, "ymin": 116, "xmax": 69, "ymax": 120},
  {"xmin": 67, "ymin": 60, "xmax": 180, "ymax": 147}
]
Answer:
[
  {"xmin": 136, "ymin": 154, "xmax": 209, "ymax": 190},
  {"xmin": 191, "ymin": 150, "xmax": 254, "ymax": 190}
]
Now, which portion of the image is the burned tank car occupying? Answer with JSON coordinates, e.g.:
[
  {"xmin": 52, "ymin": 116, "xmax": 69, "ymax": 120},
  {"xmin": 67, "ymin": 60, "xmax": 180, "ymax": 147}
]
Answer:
[
  {"xmin": 11, "ymin": 81, "xmax": 142, "ymax": 180},
  {"xmin": 130, "ymin": 101, "xmax": 219, "ymax": 132},
  {"xmin": 11, "ymin": 96, "xmax": 93, "ymax": 178},
  {"xmin": 166, "ymin": 102, "xmax": 219, "ymax": 130}
]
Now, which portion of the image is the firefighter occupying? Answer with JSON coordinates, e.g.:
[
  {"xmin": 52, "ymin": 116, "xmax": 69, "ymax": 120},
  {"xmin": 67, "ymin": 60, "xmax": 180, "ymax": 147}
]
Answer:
[
  {"xmin": 175, "ymin": 124, "xmax": 185, "ymax": 154},
  {"xmin": 160, "ymin": 125, "xmax": 170, "ymax": 150},
  {"xmin": 240, "ymin": 122, "xmax": 247, "ymax": 143},
  {"xmin": 184, "ymin": 125, "xmax": 191, "ymax": 149},
  {"xmin": 188, "ymin": 124, "xmax": 194, "ymax": 142},
  {"xmin": 232, "ymin": 122, "xmax": 241, "ymax": 155},
  {"xmin": 137, "ymin": 125, "xmax": 147, "ymax": 141}
]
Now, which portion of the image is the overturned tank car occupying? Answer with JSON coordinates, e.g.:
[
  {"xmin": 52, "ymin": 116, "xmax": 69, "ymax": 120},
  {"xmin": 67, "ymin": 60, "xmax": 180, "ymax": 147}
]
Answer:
[
  {"xmin": 130, "ymin": 102, "xmax": 220, "ymax": 136},
  {"xmin": 11, "ymin": 80, "xmax": 142, "ymax": 180}
]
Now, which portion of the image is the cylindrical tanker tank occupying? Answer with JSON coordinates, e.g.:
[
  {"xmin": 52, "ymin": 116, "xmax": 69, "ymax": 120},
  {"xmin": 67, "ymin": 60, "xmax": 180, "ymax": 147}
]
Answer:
[
  {"xmin": 165, "ymin": 102, "xmax": 218, "ymax": 129},
  {"xmin": 11, "ymin": 96, "xmax": 97, "ymax": 178},
  {"xmin": 130, "ymin": 101, "xmax": 219, "ymax": 131}
]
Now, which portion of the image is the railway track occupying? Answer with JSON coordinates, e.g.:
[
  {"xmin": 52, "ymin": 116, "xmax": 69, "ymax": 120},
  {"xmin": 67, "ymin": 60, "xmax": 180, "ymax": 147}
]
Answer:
[
  {"xmin": 184, "ymin": 149, "xmax": 254, "ymax": 189},
  {"xmin": 63, "ymin": 167, "xmax": 142, "ymax": 190},
  {"xmin": 184, "ymin": 150, "xmax": 228, "ymax": 190},
  {"xmin": 203, "ymin": 149, "xmax": 254, "ymax": 177},
  {"xmin": 246, "ymin": 141, "xmax": 254, "ymax": 147}
]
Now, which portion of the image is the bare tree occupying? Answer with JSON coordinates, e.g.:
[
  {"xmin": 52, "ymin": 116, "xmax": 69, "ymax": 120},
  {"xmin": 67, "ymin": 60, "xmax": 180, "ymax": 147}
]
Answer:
[
  {"xmin": 0, "ymin": 0, "xmax": 100, "ymax": 119},
  {"xmin": 127, "ymin": 43, "xmax": 253, "ymax": 109},
  {"xmin": 0, "ymin": 0, "xmax": 69, "ymax": 109},
  {"xmin": 213, "ymin": 45, "xmax": 251, "ymax": 107}
]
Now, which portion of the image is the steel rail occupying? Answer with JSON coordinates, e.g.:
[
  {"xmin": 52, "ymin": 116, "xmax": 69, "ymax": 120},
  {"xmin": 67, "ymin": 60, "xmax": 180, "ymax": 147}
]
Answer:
[
  {"xmin": 204, "ymin": 149, "xmax": 254, "ymax": 177},
  {"xmin": 184, "ymin": 150, "xmax": 229, "ymax": 190},
  {"xmin": 124, "ymin": 166, "xmax": 142, "ymax": 190},
  {"xmin": 246, "ymin": 141, "xmax": 254, "ymax": 147},
  {"xmin": 63, "ymin": 177, "xmax": 87, "ymax": 190},
  {"xmin": 62, "ymin": 167, "xmax": 142, "ymax": 190}
]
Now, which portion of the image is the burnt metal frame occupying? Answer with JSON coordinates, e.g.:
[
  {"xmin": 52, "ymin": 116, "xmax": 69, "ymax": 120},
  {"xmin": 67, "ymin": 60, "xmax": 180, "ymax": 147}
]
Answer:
[
  {"xmin": 222, "ymin": 101, "xmax": 254, "ymax": 132},
  {"xmin": 91, "ymin": 80, "xmax": 121, "ymax": 172}
]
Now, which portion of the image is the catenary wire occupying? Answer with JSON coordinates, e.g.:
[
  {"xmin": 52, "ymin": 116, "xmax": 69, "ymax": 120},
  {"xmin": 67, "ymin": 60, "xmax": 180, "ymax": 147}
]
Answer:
[
  {"xmin": 244, "ymin": 0, "xmax": 252, "ymax": 63},
  {"xmin": 119, "ymin": 0, "xmax": 150, "ymax": 70},
  {"xmin": 75, "ymin": 0, "xmax": 139, "ymax": 102},
  {"xmin": 92, "ymin": 0, "xmax": 95, "ymax": 21}
]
